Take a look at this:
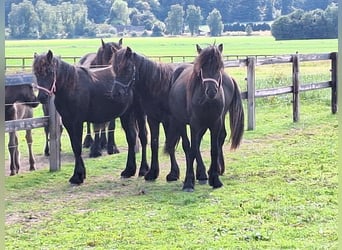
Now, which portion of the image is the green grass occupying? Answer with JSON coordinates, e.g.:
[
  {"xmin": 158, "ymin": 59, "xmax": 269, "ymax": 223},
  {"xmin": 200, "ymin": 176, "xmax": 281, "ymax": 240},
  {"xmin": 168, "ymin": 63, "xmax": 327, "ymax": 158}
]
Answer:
[
  {"xmin": 5, "ymin": 99, "xmax": 338, "ymax": 249},
  {"xmin": 4, "ymin": 36, "xmax": 338, "ymax": 249},
  {"xmin": 5, "ymin": 36, "xmax": 337, "ymax": 58}
]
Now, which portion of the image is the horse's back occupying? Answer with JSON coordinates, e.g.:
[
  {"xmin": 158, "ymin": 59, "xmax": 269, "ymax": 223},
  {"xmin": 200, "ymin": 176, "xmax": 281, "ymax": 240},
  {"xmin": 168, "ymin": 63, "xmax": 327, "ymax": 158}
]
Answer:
[
  {"xmin": 78, "ymin": 53, "xmax": 97, "ymax": 67},
  {"xmin": 169, "ymin": 65, "xmax": 193, "ymax": 123}
]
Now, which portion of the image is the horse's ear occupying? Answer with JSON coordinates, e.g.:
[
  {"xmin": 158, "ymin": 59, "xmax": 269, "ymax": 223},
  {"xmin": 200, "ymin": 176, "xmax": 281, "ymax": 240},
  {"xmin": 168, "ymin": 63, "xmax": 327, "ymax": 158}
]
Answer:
[
  {"xmin": 218, "ymin": 44, "xmax": 223, "ymax": 53},
  {"xmin": 125, "ymin": 47, "xmax": 133, "ymax": 58},
  {"xmin": 101, "ymin": 38, "xmax": 105, "ymax": 48},
  {"xmin": 118, "ymin": 38, "xmax": 123, "ymax": 46},
  {"xmin": 196, "ymin": 44, "xmax": 202, "ymax": 54},
  {"xmin": 47, "ymin": 50, "xmax": 53, "ymax": 62},
  {"xmin": 34, "ymin": 52, "xmax": 38, "ymax": 58}
]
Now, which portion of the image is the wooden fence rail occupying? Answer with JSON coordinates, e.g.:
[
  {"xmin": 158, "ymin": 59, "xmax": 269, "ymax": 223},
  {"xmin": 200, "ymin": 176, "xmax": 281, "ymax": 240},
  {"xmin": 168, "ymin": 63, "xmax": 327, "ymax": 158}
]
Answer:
[{"xmin": 5, "ymin": 52, "xmax": 338, "ymax": 171}]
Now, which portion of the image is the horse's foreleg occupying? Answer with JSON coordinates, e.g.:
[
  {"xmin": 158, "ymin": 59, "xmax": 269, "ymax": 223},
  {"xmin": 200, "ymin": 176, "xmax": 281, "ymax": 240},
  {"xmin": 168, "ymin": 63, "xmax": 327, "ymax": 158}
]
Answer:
[
  {"xmin": 183, "ymin": 126, "xmax": 198, "ymax": 192},
  {"xmin": 120, "ymin": 111, "xmax": 137, "ymax": 178},
  {"xmin": 208, "ymin": 123, "xmax": 223, "ymax": 189},
  {"xmin": 107, "ymin": 119, "xmax": 120, "ymax": 155},
  {"xmin": 136, "ymin": 113, "xmax": 149, "ymax": 176},
  {"xmin": 195, "ymin": 128, "xmax": 208, "ymax": 184},
  {"xmin": 144, "ymin": 118, "xmax": 160, "ymax": 181},
  {"xmin": 26, "ymin": 129, "xmax": 35, "ymax": 171},
  {"xmin": 66, "ymin": 122, "xmax": 86, "ymax": 185},
  {"xmin": 8, "ymin": 132, "xmax": 18, "ymax": 176}
]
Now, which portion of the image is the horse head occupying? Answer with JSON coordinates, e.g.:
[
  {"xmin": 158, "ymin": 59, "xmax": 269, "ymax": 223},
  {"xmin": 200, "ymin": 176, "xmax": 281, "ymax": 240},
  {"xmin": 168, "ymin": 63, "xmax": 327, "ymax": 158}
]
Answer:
[
  {"xmin": 96, "ymin": 38, "xmax": 123, "ymax": 66},
  {"xmin": 111, "ymin": 46, "xmax": 136, "ymax": 89},
  {"xmin": 32, "ymin": 50, "xmax": 57, "ymax": 104},
  {"xmin": 193, "ymin": 44, "xmax": 224, "ymax": 100}
]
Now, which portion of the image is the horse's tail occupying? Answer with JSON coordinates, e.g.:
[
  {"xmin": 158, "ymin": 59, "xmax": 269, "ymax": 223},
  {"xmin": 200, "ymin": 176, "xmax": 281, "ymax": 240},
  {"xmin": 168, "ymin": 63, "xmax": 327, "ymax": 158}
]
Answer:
[{"xmin": 228, "ymin": 77, "xmax": 244, "ymax": 150}]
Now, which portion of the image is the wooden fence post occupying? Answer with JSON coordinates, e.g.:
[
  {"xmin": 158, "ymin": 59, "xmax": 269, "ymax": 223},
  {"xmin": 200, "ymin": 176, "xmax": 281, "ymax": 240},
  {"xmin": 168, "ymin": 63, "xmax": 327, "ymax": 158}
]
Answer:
[
  {"xmin": 292, "ymin": 53, "xmax": 300, "ymax": 122},
  {"xmin": 48, "ymin": 95, "xmax": 61, "ymax": 171},
  {"xmin": 330, "ymin": 52, "xmax": 338, "ymax": 114},
  {"xmin": 247, "ymin": 57, "xmax": 256, "ymax": 130}
]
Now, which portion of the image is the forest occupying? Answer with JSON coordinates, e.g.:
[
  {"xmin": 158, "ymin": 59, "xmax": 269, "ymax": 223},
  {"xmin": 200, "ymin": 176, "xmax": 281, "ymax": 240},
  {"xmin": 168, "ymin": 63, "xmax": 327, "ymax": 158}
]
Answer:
[{"xmin": 5, "ymin": 0, "xmax": 338, "ymax": 39}]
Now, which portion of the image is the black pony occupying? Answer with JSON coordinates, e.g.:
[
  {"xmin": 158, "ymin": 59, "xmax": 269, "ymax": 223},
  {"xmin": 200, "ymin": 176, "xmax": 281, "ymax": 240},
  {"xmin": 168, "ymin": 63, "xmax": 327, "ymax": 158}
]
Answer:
[
  {"xmin": 78, "ymin": 38, "xmax": 123, "ymax": 157},
  {"xmin": 166, "ymin": 44, "xmax": 244, "ymax": 191},
  {"xmin": 5, "ymin": 84, "xmax": 39, "ymax": 175},
  {"xmin": 33, "ymin": 50, "xmax": 145, "ymax": 184},
  {"xmin": 111, "ymin": 46, "xmax": 181, "ymax": 181}
]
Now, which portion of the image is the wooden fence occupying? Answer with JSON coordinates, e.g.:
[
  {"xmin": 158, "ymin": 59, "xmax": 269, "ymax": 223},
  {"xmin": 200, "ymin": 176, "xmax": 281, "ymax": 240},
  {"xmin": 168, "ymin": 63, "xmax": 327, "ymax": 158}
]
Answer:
[{"xmin": 4, "ymin": 52, "xmax": 338, "ymax": 171}]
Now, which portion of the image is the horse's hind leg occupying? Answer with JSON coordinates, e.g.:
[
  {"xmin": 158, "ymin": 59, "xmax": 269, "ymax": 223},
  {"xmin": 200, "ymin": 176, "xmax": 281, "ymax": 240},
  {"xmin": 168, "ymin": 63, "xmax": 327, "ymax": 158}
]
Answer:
[
  {"xmin": 8, "ymin": 132, "xmax": 19, "ymax": 176},
  {"xmin": 107, "ymin": 119, "xmax": 120, "ymax": 155},
  {"xmin": 164, "ymin": 121, "xmax": 181, "ymax": 182},
  {"xmin": 99, "ymin": 123, "xmax": 107, "ymax": 149},
  {"xmin": 44, "ymin": 124, "xmax": 50, "ymax": 156},
  {"xmin": 26, "ymin": 129, "xmax": 36, "ymax": 171},
  {"xmin": 83, "ymin": 122, "xmax": 93, "ymax": 148},
  {"xmin": 89, "ymin": 123, "xmax": 102, "ymax": 158},
  {"xmin": 218, "ymin": 125, "xmax": 227, "ymax": 175}
]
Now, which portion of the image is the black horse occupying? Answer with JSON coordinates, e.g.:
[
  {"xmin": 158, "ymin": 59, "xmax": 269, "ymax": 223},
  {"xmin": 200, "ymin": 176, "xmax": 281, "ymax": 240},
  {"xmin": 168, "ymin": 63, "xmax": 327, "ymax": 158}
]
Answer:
[
  {"xmin": 33, "ymin": 50, "xmax": 145, "ymax": 184},
  {"xmin": 78, "ymin": 38, "xmax": 123, "ymax": 157},
  {"xmin": 166, "ymin": 44, "xmax": 244, "ymax": 191},
  {"xmin": 111, "ymin": 46, "xmax": 181, "ymax": 181},
  {"xmin": 5, "ymin": 84, "xmax": 39, "ymax": 175}
]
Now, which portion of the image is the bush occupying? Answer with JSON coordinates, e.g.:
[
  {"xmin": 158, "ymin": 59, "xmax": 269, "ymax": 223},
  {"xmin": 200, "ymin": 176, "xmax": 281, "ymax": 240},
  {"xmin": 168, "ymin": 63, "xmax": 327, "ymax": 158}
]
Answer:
[{"xmin": 271, "ymin": 4, "xmax": 337, "ymax": 40}]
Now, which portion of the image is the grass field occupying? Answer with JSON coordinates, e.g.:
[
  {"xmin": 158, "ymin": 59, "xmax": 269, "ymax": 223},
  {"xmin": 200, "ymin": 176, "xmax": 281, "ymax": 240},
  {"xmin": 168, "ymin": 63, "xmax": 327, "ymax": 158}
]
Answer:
[{"xmin": 4, "ymin": 36, "xmax": 338, "ymax": 249}]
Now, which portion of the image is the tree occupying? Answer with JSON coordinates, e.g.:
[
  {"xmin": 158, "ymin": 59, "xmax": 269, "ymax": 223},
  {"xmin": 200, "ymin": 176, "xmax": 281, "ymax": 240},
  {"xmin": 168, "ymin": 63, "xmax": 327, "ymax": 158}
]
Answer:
[
  {"xmin": 206, "ymin": 8, "xmax": 223, "ymax": 36},
  {"xmin": 86, "ymin": 0, "xmax": 112, "ymax": 24},
  {"xmin": 8, "ymin": 0, "xmax": 40, "ymax": 39},
  {"xmin": 35, "ymin": 0, "xmax": 60, "ymax": 39},
  {"xmin": 185, "ymin": 5, "xmax": 202, "ymax": 36},
  {"xmin": 165, "ymin": 4, "xmax": 184, "ymax": 35},
  {"xmin": 281, "ymin": 0, "xmax": 293, "ymax": 15},
  {"xmin": 232, "ymin": 0, "xmax": 262, "ymax": 22},
  {"xmin": 108, "ymin": 0, "xmax": 130, "ymax": 25},
  {"xmin": 151, "ymin": 21, "xmax": 165, "ymax": 36}
]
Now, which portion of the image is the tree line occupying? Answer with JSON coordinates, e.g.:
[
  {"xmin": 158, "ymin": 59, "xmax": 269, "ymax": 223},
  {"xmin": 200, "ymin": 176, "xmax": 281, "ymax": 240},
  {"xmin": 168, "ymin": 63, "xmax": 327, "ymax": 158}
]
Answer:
[{"xmin": 5, "ymin": 0, "xmax": 338, "ymax": 39}]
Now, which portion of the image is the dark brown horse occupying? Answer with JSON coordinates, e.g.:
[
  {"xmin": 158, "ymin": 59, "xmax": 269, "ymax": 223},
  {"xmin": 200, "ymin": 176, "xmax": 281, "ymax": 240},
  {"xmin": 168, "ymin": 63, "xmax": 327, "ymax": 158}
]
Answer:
[
  {"xmin": 33, "ymin": 50, "xmax": 146, "ymax": 184},
  {"xmin": 166, "ymin": 44, "xmax": 244, "ymax": 191},
  {"xmin": 111, "ymin": 46, "xmax": 180, "ymax": 181},
  {"xmin": 78, "ymin": 38, "xmax": 123, "ymax": 157},
  {"xmin": 5, "ymin": 84, "xmax": 39, "ymax": 175}
]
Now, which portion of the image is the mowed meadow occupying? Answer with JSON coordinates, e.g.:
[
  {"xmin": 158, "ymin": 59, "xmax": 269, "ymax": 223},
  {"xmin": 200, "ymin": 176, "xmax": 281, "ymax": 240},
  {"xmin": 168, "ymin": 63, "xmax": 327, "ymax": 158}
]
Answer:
[{"xmin": 5, "ymin": 36, "xmax": 338, "ymax": 249}]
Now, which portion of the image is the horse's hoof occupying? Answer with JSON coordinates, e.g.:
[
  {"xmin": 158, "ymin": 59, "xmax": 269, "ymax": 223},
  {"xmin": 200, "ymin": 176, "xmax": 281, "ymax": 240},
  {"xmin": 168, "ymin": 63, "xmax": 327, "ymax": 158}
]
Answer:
[
  {"xmin": 166, "ymin": 174, "xmax": 179, "ymax": 182},
  {"xmin": 144, "ymin": 170, "xmax": 159, "ymax": 181},
  {"xmin": 69, "ymin": 176, "xmax": 84, "ymax": 185},
  {"xmin": 89, "ymin": 151, "xmax": 102, "ymax": 158},
  {"xmin": 209, "ymin": 177, "xmax": 223, "ymax": 189},
  {"xmin": 120, "ymin": 169, "xmax": 136, "ymax": 178},
  {"xmin": 107, "ymin": 147, "xmax": 120, "ymax": 155},
  {"xmin": 182, "ymin": 187, "xmax": 194, "ymax": 192},
  {"xmin": 138, "ymin": 168, "xmax": 149, "ymax": 177},
  {"xmin": 198, "ymin": 179, "xmax": 207, "ymax": 185}
]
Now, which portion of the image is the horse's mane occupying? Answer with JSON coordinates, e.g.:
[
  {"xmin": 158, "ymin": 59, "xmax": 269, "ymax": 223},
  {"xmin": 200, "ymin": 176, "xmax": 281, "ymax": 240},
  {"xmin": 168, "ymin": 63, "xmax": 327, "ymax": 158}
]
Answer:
[{"xmin": 134, "ymin": 52, "xmax": 175, "ymax": 96}]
